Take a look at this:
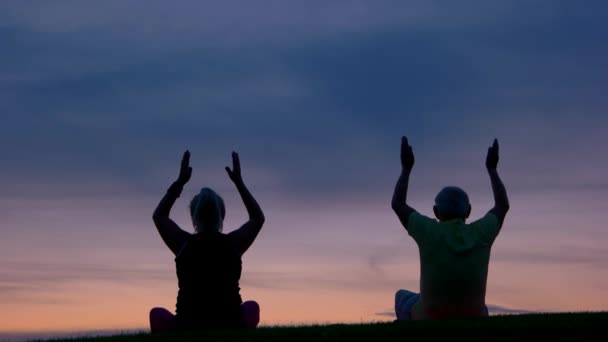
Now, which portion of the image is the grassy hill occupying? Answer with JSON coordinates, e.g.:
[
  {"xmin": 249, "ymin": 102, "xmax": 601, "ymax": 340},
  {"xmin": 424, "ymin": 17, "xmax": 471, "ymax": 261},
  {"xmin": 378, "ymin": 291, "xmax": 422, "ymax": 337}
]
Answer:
[{"xmin": 40, "ymin": 312, "xmax": 607, "ymax": 342}]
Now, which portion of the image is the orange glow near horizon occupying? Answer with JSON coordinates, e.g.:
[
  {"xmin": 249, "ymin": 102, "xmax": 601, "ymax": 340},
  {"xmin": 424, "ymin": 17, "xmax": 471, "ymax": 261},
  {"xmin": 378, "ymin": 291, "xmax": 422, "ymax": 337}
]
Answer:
[
  {"xmin": 2, "ymin": 190, "xmax": 608, "ymax": 332},
  {"xmin": 2, "ymin": 259, "xmax": 607, "ymax": 332}
]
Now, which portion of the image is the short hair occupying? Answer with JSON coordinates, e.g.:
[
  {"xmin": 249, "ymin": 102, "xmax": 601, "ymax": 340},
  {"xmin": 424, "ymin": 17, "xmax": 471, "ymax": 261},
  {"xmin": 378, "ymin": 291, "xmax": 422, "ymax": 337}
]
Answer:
[
  {"xmin": 434, "ymin": 186, "xmax": 470, "ymax": 220},
  {"xmin": 190, "ymin": 188, "xmax": 225, "ymax": 233}
]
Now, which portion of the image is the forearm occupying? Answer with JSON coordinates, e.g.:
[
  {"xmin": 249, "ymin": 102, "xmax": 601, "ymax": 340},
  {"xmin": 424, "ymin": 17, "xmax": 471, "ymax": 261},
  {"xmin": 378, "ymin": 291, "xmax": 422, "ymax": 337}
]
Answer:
[
  {"xmin": 234, "ymin": 180, "xmax": 265, "ymax": 223},
  {"xmin": 153, "ymin": 181, "xmax": 183, "ymax": 219},
  {"xmin": 392, "ymin": 169, "xmax": 411, "ymax": 210},
  {"xmin": 488, "ymin": 169, "xmax": 509, "ymax": 210}
]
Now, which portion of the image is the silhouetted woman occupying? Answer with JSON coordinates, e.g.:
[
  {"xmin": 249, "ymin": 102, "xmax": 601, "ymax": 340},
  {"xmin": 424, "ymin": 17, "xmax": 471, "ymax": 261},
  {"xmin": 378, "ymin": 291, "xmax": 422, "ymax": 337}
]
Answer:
[{"xmin": 149, "ymin": 151, "xmax": 265, "ymax": 332}]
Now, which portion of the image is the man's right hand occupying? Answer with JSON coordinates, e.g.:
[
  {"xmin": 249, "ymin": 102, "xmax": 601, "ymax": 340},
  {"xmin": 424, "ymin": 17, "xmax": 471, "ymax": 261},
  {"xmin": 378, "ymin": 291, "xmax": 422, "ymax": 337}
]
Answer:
[
  {"xmin": 486, "ymin": 139, "xmax": 499, "ymax": 171},
  {"xmin": 401, "ymin": 136, "xmax": 415, "ymax": 172}
]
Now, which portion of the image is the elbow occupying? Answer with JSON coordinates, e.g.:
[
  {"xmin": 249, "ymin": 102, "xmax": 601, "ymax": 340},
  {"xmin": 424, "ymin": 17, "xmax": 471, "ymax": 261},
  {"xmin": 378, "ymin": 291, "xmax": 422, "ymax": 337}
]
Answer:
[
  {"xmin": 500, "ymin": 198, "xmax": 510, "ymax": 212},
  {"xmin": 249, "ymin": 211, "xmax": 265, "ymax": 227},
  {"xmin": 496, "ymin": 202, "xmax": 510, "ymax": 214},
  {"xmin": 391, "ymin": 200, "xmax": 401, "ymax": 213},
  {"xmin": 256, "ymin": 213, "xmax": 266, "ymax": 226},
  {"xmin": 152, "ymin": 210, "xmax": 163, "ymax": 224}
]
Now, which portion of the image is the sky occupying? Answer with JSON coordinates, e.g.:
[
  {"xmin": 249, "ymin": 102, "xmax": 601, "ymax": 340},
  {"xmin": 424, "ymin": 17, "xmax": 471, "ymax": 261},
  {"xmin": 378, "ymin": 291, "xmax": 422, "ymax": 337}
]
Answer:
[{"xmin": 1, "ymin": 0, "xmax": 607, "ymax": 333}]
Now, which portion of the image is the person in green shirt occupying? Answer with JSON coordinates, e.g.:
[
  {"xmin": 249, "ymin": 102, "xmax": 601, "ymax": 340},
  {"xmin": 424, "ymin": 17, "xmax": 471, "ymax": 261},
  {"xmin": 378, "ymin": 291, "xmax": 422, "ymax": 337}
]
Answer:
[{"xmin": 391, "ymin": 137, "xmax": 510, "ymax": 320}]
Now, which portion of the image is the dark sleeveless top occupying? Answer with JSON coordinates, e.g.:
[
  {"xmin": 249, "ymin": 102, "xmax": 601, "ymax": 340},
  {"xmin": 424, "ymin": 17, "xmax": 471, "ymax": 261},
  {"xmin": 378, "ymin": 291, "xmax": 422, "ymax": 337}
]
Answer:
[{"xmin": 175, "ymin": 232, "xmax": 243, "ymax": 329}]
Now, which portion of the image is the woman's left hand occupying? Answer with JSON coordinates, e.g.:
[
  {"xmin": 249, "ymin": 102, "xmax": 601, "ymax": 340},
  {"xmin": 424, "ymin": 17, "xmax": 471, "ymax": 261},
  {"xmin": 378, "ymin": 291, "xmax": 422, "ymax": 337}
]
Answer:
[{"xmin": 177, "ymin": 150, "xmax": 193, "ymax": 186}]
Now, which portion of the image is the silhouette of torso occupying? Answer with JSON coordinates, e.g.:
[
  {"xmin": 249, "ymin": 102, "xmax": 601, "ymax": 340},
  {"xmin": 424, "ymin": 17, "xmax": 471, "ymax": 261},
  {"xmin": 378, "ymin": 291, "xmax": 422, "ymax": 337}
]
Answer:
[
  {"xmin": 175, "ymin": 232, "xmax": 243, "ymax": 329},
  {"xmin": 408, "ymin": 212, "xmax": 500, "ymax": 319}
]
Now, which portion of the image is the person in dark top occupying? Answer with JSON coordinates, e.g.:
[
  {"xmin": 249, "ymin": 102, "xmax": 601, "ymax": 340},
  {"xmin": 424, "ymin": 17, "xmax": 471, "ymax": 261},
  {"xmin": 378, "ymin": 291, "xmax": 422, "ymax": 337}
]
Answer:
[{"xmin": 149, "ymin": 150, "xmax": 265, "ymax": 332}]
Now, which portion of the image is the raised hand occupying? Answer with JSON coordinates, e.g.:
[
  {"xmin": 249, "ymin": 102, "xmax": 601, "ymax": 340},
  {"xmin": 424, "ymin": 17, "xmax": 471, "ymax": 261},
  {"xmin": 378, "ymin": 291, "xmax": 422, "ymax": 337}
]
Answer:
[
  {"xmin": 486, "ymin": 139, "xmax": 499, "ymax": 171},
  {"xmin": 177, "ymin": 150, "xmax": 192, "ymax": 185},
  {"xmin": 400, "ymin": 136, "xmax": 415, "ymax": 172},
  {"xmin": 225, "ymin": 150, "xmax": 265, "ymax": 256},
  {"xmin": 225, "ymin": 151, "xmax": 243, "ymax": 184}
]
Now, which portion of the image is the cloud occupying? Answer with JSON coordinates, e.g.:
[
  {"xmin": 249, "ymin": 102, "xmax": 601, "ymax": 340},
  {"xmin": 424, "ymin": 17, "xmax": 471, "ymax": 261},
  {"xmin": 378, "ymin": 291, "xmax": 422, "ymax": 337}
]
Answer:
[
  {"xmin": 1, "ymin": 257, "xmax": 409, "ymax": 306},
  {"xmin": 0, "ymin": 261, "xmax": 172, "ymax": 304},
  {"xmin": 374, "ymin": 303, "xmax": 535, "ymax": 318},
  {"xmin": 0, "ymin": 261, "xmax": 170, "ymax": 283},
  {"xmin": 1, "ymin": 1, "xmax": 607, "ymax": 201},
  {"xmin": 241, "ymin": 269, "xmax": 406, "ymax": 293},
  {"xmin": 486, "ymin": 304, "xmax": 534, "ymax": 315},
  {"xmin": 0, "ymin": 1, "xmax": 541, "ymax": 43},
  {"xmin": 493, "ymin": 245, "xmax": 608, "ymax": 269},
  {"xmin": 374, "ymin": 310, "xmax": 395, "ymax": 318}
]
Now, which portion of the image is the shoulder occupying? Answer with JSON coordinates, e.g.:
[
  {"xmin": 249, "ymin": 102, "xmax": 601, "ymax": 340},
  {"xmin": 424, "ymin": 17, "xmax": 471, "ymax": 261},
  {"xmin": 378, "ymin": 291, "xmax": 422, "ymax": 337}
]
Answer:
[
  {"xmin": 468, "ymin": 212, "xmax": 501, "ymax": 244},
  {"xmin": 408, "ymin": 211, "xmax": 439, "ymax": 228},
  {"xmin": 407, "ymin": 212, "xmax": 439, "ymax": 242},
  {"xmin": 469, "ymin": 212, "xmax": 500, "ymax": 228}
]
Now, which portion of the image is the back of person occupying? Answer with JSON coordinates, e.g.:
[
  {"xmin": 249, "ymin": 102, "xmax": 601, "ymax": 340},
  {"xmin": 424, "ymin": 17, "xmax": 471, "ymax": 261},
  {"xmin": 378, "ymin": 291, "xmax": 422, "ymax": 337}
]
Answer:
[
  {"xmin": 391, "ymin": 137, "xmax": 509, "ymax": 320},
  {"xmin": 175, "ymin": 232, "xmax": 243, "ymax": 329},
  {"xmin": 409, "ymin": 212, "xmax": 499, "ymax": 319},
  {"xmin": 150, "ymin": 151, "xmax": 264, "ymax": 332}
]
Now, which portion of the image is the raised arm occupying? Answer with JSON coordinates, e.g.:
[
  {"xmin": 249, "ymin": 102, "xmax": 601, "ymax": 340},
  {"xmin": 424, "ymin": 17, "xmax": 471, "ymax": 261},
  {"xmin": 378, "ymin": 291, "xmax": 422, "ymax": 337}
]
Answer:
[
  {"xmin": 486, "ymin": 139, "xmax": 510, "ymax": 228},
  {"xmin": 152, "ymin": 151, "xmax": 192, "ymax": 255},
  {"xmin": 226, "ymin": 152, "xmax": 265, "ymax": 256},
  {"xmin": 391, "ymin": 136, "xmax": 417, "ymax": 230}
]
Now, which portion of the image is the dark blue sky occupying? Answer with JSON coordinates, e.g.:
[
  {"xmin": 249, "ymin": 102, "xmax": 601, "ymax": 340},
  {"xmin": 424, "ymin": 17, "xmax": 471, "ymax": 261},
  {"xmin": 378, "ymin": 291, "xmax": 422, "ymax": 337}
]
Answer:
[{"xmin": 1, "ymin": 0, "xmax": 607, "ymax": 198}]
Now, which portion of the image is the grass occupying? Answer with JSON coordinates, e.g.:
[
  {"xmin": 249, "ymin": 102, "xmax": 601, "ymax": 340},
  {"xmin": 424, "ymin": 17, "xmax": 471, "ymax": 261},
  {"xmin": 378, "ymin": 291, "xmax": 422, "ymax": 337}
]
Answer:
[{"xmin": 38, "ymin": 312, "xmax": 608, "ymax": 342}]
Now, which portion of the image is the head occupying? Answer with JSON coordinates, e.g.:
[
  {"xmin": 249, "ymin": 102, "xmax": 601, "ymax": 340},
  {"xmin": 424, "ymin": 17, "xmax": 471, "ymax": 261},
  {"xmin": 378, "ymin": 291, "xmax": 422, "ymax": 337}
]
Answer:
[
  {"xmin": 433, "ymin": 186, "xmax": 471, "ymax": 221},
  {"xmin": 189, "ymin": 187, "xmax": 226, "ymax": 233}
]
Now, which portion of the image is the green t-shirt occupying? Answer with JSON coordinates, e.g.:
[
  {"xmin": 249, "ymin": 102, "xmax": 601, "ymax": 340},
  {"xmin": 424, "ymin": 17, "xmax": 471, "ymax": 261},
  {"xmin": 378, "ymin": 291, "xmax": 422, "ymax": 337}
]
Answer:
[{"xmin": 407, "ymin": 212, "xmax": 500, "ymax": 319}]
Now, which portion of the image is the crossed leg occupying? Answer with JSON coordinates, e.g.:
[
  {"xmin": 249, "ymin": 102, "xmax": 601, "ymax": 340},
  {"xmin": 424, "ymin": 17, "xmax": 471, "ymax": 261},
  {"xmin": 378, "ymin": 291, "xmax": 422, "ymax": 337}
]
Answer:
[
  {"xmin": 149, "ymin": 300, "xmax": 260, "ymax": 332},
  {"xmin": 241, "ymin": 300, "xmax": 260, "ymax": 328},
  {"xmin": 149, "ymin": 307, "xmax": 177, "ymax": 333},
  {"xmin": 394, "ymin": 289, "xmax": 420, "ymax": 321}
]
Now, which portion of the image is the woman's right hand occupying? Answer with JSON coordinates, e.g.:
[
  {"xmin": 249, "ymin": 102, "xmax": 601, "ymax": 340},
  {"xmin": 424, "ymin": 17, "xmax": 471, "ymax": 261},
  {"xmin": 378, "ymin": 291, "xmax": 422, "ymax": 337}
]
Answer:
[
  {"xmin": 177, "ymin": 150, "xmax": 192, "ymax": 185},
  {"xmin": 225, "ymin": 151, "xmax": 244, "ymax": 185}
]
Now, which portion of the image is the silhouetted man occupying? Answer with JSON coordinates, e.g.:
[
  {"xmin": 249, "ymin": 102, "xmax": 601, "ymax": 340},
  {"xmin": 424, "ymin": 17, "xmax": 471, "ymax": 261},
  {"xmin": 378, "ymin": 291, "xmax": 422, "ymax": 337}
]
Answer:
[{"xmin": 391, "ymin": 137, "xmax": 509, "ymax": 320}]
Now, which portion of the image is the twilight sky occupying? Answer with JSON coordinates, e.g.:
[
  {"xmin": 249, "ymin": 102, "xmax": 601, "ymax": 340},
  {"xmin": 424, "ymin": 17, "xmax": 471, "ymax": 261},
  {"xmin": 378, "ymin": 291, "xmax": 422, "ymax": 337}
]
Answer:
[{"xmin": 1, "ymin": 0, "xmax": 607, "ymax": 332}]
